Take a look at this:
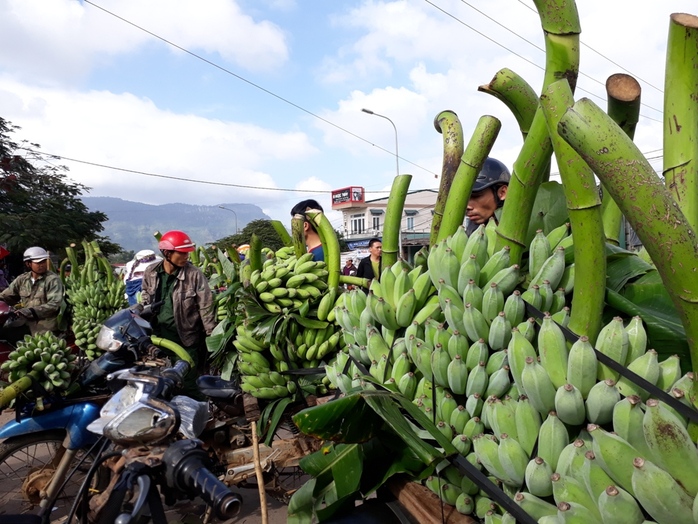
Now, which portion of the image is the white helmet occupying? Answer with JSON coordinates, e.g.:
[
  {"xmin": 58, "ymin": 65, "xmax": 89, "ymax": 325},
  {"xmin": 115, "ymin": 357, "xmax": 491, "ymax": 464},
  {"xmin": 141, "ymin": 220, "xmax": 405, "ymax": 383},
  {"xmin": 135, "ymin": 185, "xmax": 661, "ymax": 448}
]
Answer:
[{"xmin": 23, "ymin": 246, "xmax": 50, "ymax": 262}]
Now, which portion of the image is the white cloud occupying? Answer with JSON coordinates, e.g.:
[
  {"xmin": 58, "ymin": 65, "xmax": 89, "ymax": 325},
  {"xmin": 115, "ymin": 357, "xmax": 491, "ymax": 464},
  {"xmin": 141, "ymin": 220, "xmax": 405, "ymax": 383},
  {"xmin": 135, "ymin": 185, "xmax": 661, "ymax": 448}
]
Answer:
[{"xmin": 0, "ymin": 0, "xmax": 289, "ymax": 83}]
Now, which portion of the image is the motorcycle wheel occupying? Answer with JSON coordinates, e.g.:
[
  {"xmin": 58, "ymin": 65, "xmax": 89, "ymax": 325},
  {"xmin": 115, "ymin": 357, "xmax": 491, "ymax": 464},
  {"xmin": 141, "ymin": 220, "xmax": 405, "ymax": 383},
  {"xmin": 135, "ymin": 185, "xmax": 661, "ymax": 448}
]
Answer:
[{"xmin": 0, "ymin": 430, "xmax": 108, "ymax": 523}]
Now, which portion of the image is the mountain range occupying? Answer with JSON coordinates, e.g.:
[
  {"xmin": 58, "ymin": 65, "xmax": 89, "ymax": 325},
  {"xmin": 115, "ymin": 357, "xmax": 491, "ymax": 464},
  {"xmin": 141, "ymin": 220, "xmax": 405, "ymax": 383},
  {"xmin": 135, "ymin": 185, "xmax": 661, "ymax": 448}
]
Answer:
[{"xmin": 82, "ymin": 197, "xmax": 269, "ymax": 253}]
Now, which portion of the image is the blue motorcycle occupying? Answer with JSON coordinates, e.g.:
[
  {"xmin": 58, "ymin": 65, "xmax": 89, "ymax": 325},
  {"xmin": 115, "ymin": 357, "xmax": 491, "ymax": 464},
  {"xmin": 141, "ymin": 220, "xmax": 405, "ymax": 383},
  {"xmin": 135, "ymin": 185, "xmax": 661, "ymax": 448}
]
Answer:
[{"xmin": 0, "ymin": 305, "xmax": 173, "ymax": 523}]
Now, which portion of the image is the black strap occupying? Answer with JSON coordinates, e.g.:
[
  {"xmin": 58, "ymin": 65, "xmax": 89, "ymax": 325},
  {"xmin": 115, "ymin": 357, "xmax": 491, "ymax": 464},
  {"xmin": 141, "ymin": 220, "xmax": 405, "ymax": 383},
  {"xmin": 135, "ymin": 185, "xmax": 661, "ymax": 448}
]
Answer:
[
  {"xmin": 451, "ymin": 455, "xmax": 537, "ymax": 524},
  {"xmin": 524, "ymin": 302, "xmax": 698, "ymax": 424}
]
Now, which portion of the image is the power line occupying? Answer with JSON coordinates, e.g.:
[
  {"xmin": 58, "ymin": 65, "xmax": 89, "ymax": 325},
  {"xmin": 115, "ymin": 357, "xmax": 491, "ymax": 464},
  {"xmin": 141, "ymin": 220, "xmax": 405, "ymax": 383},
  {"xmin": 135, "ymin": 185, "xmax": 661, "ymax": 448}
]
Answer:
[
  {"xmin": 426, "ymin": 0, "xmax": 662, "ymax": 123},
  {"xmin": 82, "ymin": 0, "xmax": 439, "ymax": 178}
]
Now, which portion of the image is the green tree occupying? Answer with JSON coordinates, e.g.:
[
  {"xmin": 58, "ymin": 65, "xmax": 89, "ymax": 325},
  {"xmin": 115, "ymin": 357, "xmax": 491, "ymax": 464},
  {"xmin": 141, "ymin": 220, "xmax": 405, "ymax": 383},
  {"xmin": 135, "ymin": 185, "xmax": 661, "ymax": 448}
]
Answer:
[
  {"xmin": 0, "ymin": 118, "xmax": 117, "ymax": 257},
  {"xmin": 214, "ymin": 219, "xmax": 285, "ymax": 252}
]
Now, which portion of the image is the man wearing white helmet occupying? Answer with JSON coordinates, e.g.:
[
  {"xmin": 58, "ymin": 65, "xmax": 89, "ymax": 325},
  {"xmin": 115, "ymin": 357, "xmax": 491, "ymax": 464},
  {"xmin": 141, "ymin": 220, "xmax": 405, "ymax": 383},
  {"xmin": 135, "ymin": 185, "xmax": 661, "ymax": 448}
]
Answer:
[
  {"xmin": 0, "ymin": 246, "xmax": 64, "ymax": 342},
  {"xmin": 123, "ymin": 249, "xmax": 162, "ymax": 306}
]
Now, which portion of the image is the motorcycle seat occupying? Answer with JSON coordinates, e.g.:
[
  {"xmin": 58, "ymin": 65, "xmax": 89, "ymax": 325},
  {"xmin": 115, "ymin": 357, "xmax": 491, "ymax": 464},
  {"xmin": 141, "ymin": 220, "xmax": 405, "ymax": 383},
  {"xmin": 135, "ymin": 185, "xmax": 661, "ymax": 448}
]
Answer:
[{"xmin": 196, "ymin": 375, "xmax": 242, "ymax": 399}]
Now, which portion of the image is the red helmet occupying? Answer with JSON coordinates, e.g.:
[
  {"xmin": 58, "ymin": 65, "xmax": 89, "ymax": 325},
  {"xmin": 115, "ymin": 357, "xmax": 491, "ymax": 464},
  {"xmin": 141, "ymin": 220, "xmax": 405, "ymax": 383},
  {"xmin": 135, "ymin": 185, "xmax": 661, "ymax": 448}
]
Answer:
[{"xmin": 158, "ymin": 230, "xmax": 196, "ymax": 252}]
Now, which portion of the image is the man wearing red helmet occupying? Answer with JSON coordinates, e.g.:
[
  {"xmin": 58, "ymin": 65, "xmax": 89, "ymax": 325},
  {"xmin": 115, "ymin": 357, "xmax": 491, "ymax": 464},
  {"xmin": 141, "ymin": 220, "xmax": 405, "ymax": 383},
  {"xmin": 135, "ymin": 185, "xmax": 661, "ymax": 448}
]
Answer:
[{"xmin": 141, "ymin": 230, "xmax": 216, "ymax": 395}]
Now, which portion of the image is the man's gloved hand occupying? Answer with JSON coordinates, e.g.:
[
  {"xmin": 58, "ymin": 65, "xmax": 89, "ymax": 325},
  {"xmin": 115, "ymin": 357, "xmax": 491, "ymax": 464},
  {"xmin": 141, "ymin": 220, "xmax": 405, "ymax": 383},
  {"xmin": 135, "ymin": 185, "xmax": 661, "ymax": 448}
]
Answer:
[{"xmin": 17, "ymin": 308, "xmax": 34, "ymax": 319}]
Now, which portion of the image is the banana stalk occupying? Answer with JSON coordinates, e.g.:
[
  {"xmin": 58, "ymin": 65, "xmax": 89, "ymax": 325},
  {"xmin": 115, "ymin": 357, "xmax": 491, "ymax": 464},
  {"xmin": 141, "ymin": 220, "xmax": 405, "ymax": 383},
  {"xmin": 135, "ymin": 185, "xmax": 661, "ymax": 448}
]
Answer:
[
  {"xmin": 430, "ymin": 111, "xmax": 464, "ymax": 245},
  {"xmin": 291, "ymin": 215, "xmax": 306, "ymax": 259},
  {"xmin": 339, "ymin": 275, "xmax": 371, "ymax": 288},
  {"xmin": 436, "ymin": 116, "xmax": 501, "ymax": 242},
  {"xmin": 478, "ymin": 68, "xmax": 538, "ymax": 141},
  {"xmin": 557, "ymin": 97, "xmax": 698, "ymax": 399},
  {"xmin": 603, "ymin": 73, "xmax": 641, "ymax": 245},
  {"xmin": 382, "ymin": 174, "xmax": 412, "ymax": 267},
  {"xmin": 493, "ymin": 0, "xmax": 581, "ymax": 265},
  {"xmin": 0, "ymin": 370, "xmax": 41, "ymax": 408},
  {"xmin": 306, "ymin": 209, "xmax": 341, "ymax": 289},
  {"xmin": 248, "ymin": 233, "xmax": 263, "ymax": 273},
  {"xmin": 664, "ymin": 13, "xmax": 698, "ymax": 233},
  {"xmin": 151, "ymin": 336, "xmax": 195, "ymax": 366},
  {"xmin": 271, "ymin": 219, "xmax": 293, "ymax": 247},
  {"xmin": 540, "ymin": 79, "xmax": 605, "ymax": 343}
]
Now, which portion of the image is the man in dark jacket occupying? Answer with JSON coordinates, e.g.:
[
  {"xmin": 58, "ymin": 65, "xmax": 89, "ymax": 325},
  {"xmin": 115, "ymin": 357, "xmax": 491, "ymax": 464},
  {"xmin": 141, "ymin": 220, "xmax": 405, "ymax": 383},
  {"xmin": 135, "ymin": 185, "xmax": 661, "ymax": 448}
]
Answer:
[
  {"xmin": 141, "ymin": 230, "xmax": 215, "ymax": 396},
  {"xmin": 356, "ymin": 238, "xmax": 382, "ymax": 290}
]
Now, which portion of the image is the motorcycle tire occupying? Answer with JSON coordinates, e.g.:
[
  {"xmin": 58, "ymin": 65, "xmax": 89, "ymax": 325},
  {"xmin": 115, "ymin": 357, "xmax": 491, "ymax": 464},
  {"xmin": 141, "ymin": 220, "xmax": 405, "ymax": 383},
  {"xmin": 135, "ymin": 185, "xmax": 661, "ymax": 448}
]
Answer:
[{"xmin": 0, "ymin": 430, "xmax": 109, "ymax": 523}]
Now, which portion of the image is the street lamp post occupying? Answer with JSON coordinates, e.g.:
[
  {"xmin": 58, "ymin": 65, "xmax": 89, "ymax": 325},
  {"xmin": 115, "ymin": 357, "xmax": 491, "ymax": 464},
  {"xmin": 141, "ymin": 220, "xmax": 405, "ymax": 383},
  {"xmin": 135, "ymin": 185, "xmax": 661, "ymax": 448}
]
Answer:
[
  {"xmin": 218, "ymin": 205, "xmax": 238, "ymax": 234},
  {"xmin": 361, "ymin": 108, "xmax": 402, "ymax": 258}
]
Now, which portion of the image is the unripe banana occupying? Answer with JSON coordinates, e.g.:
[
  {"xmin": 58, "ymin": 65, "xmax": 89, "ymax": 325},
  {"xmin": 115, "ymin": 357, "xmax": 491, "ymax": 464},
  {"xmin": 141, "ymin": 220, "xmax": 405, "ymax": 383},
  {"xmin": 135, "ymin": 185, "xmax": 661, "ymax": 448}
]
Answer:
[
  {"xmin": 521, "ymin": 285, "xmax": 542, "ymax": 310},
  {"xmin": 616, "ymin": 349, "xmax": 659, "ymax": 401},
  {"xmin": 439, "ymin": 392, "xmax": 458, "ymax": 425},
  {"xmin": 642, "ymin": 398, "xmax": 698, "ymax": 497},
  {"xmin": 485, "ymin": 264, "xmax": 521, "ymax": 296},
  {"xmin": 555, "ymin": 500, "xmax": 600, "ymax": 523},
  {"xmin": 507, "ymin": 328, "xmax": 536, "ymax": 394},
  {"xmin": 465, "ymin": 393, "xmax": 484, "ymax": 419},
  {"xmin": 517, "ymin": 317, "xmax": 537, "ymax": 343},
  {"xmin": 612, "ymin": 395, "xmax": 652, "ymax": 459},
  {"xmin": 514, "ymin": 492, "xmax": 557, "ymax": 521},
  {"xmin": 488, "ymin": 397, "xmax": 517, "ymax": 441},
  {"xmin": 585, "ymin": 379, "xmax": 620, "ymax": 425},
  {"xmin": 566, "ymin": 336, "xmax": 598, "ymax": 399},
  {"xmin": 551, "ymin": 306, "xmax": 570, "ymax": 327},
  {"xmin": 558, "ymin": 263, "xmax": 575, "ymax": 294},
  {"xmin": 595, "ymin": 317, "xmax": 629, "ymax": 381},
  {"xmin": 526, "ymin": 456, "xmax": 554, "ymax": 497},
  {"xmin": 588, "ymin": 424, "xmax": 641, "ymax": 496},
  {"xmin": 366, "ymin": 328, "xmax": 390, "ymax": 362},
  {"xmin": 546, "ymin": 222, "xmax": 570, "ymax": 249},
  {"xmin": 397, "ymin": 371, "xmax": 417, "ymax": 399},
  {"xmin": 656, "ymin": 354, "xmax": 682, "ymax": 391},
  {"xmin": 463, "ymin": 225, "xmax": 489, "ymax": 269},
  {"xmin": 497, "ymin": 433, "xmax": 528, "ymax": 488},
  {"xmin": 462, "ymin": 279, "xmax": 484, "ymax": 312},
  {"xmin": 465, "ymin": 338, "xmax": 489, "ymax": 372},
  {"xmin": 538, "ymin": 280, "xmax": 554, "ymax": 313},
  {"xmin": 529, "ymin": 229, "xmax": 551, "ymax": 278},
  {"xmin": 431, "ymin": 344, "xmax": 451, "ymax": 389},
  {"xmin": 462, "ymin": 416, "xmax": 485, "ymax": 439},
  {"xmin": 447, "ymin": 354, "xmax": 468, "ymax": 395},
  {"xmin": 554, "ymin": 384, "xmax": 586, "ymax": 426},
  {"xmin": 458, "ymin": 255, "xmax": 481, "ymax": 296},
  {"xmin": 550, "ymin": 473, "xmax": 601, "ymax": 520},
  {"xmin": 481, "ymin": 282, "xmax": 504, "ymax": 323},
  {"xmin": 538, "ymin": 411, "xmax": 568, "ymax": 472},
  {"xmin": 598, "ymin": 485, "xmax": 644, "ymax": 524},
  {"xmin": 488, "ymin": 312, "xmax": 512, "ymax": 351},
  {"xmin": 390, "ymin": 351, "xmax": 411, "ymax": 382},
  {"xmin": 503, "ymin": 290, "xmax": 525, "ymax": 327},
  {"xmin": 623, "ymin": 315, "xmax": 647, "ymax": 365},
  {"xmin": 581, "ymin": 450, "xmax": 615, "ymax": 503},
  {"xmin": 485, "ymin": 349, "xmax": 508, "ymax": 375},
  {"xmin": 631, "ymin": 457, "xmax": 694, "ymax": 524},
  {"xmin": 463, "ymin": 303, "xmax": 490, "ymax": 343},
  {"xmin": 485, "ymin": 366, "xmax": 511, "ymax": 399},
  {"xmin": 447, "ymin": 330, "xmax": 469, "ymax": 360},
  {"xmin": 555, "ymin": 439, "xmax": 589, "ymax": 479},
  {"xmin": 395, "ymin": 288, "xmax": 417, "ymax": 328},
  {"xmin": 514, "ymin": 395, "xmax": 541, "ymax": 457},
  {"xmin": 520, "ymin": 357, "xmax": 556, "ymax": 416},
  {"xmin": 450, "ymin": 405, "xmax": 470, "ymax": 434},
  {"xmin": 472, "ymin": 434, "xmax": 507, "ymax": 482},
  {"xmin": 455, "ymin": 492, "xmax": 474, "ymax": 515},
  {"xmin": 530, "ymin": 246, "xmax": 566, "ymax": 291},
  {"xmin": 479, "ymin": 246, "xmax": 511, "ymax": 288},
  {"xmin": 465, "ymin": 361, "xmax": 489, "ymax": 397},
  {"xmin": 538, "ymin": 314, "xmax": 569, "ymax": 389},
  {"xmin": 549, "ymin": 288, "xmax": 566, "ymax": 314}
]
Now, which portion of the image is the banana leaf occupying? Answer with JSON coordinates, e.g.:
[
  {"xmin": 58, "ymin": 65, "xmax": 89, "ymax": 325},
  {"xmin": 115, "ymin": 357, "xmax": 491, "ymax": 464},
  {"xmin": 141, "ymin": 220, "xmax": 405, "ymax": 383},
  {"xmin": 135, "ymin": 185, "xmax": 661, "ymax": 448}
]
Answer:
[
  {"xmin": 525, "ymin": 181, "xmax": 569, "ymax": 246},
  {"xmin": 605, "ymin": 271, "xmax": 689, "ymax": 370},
  {"xmin": 605, "ymin": 247, "xmax": 654, "ymax": 292},
  {"xmin": 293, "ymin": 393, "xmax": 384, "ymax": 442}
]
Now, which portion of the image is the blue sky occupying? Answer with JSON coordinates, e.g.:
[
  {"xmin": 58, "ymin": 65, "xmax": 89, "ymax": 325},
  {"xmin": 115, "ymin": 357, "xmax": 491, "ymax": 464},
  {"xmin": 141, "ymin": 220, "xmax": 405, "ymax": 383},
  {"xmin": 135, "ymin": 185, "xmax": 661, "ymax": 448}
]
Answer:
[{"xmin": 0, "ymin": 0, "xmax": 694, "ymax": 236}]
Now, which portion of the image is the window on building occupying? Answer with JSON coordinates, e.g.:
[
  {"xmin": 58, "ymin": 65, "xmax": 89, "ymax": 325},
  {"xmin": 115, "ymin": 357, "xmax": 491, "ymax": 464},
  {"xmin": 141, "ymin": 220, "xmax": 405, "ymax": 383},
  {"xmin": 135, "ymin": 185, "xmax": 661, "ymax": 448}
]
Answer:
[
  {"xmin": 372, "ymin": 216, "xmax": 380, "ymax": 231},
  {"xmin": 406, "ymin": 216, "xmax": 414, "ymax": 230},
  {"xmin": 351, "ymin": 214, "xmax": 365, "ymax": 234}
]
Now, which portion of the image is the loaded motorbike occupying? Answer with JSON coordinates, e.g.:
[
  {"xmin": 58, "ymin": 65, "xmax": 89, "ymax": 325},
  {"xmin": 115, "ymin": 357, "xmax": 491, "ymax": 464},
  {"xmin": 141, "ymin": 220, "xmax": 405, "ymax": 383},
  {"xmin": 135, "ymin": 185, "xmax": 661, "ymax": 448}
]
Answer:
[
  {"xmin": 84, "ymin": 360, "xmax": 242, "ymax": 524},
  {"xmin": 0, "ymin": 302, "xmax": 182, "ymax": 522}
]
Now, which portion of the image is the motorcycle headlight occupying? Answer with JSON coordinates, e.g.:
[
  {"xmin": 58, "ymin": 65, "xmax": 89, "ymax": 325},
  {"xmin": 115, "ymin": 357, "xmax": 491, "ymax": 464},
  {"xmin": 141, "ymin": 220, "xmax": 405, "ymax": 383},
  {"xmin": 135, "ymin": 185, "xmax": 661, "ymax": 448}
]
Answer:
[
  {"xmin": 90, "ymin": 395, "xmax": 178, "ymax": 445},
  {"xmin": 96, "ymin": 325, "xmax": 122, "ymax": 352}
]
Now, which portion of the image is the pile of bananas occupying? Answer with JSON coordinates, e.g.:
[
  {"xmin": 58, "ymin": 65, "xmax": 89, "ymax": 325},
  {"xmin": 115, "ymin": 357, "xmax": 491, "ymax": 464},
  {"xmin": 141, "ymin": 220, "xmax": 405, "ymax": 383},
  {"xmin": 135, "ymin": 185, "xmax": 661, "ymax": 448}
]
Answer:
[
  {"xmin": 0, "ymin": 332, "xmax": 77, "ymax": 392},
  {"xmin": 324, "ymin": 223, "xmax": 696, "ymax": 522},
  {"xmin": 234, "ymin": 247, "xmax": 343, "ymax": 400},
  {"xmin": 67, "ymin": 279, "xmax": 126, "ymax": 360}
]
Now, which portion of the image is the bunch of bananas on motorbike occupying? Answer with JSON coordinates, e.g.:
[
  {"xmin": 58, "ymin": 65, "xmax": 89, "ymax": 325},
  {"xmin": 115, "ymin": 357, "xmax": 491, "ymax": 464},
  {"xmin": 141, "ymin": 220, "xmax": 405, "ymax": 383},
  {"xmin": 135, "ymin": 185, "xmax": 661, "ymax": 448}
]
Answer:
[
  {"xmin": 234, "ymin": 246, "xmax": 343, "ymax": 400},
  {"xmin": 1, "ymin": 332, "xmax": 78, "ymax": 393},
  {"xmin": 62, "ymin": 241, "xmax": 127, "ymax": 360},
  {"xmin": 325, "ymin": 223, "xmax": 697, "ymax": 523}
]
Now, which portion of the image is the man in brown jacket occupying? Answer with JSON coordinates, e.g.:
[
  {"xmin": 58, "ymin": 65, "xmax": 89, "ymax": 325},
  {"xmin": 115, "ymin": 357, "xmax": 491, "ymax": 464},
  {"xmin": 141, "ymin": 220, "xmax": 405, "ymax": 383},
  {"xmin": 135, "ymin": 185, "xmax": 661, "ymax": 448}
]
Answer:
[{"xmin": 141, "ymin": 230, "xmax": 215, "ymax": 395}]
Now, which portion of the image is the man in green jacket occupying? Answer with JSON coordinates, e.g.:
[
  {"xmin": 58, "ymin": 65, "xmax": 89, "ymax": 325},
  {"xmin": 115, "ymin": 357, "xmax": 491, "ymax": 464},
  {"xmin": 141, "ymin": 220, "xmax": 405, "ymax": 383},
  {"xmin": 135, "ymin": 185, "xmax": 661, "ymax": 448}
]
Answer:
[{"xmin": 0, "ymin": 246, "xmax": 64, "ymax": 343}]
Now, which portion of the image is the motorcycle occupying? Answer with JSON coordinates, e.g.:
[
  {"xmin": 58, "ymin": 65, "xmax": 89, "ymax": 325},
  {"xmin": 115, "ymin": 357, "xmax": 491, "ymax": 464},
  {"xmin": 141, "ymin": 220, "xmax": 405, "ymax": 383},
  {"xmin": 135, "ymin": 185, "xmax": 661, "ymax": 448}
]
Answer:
[
  {"xmin": 84, "ymin": 360, "xmax": 242, "ymax": 524},
  {"xmin": 0, "ymin": 303, "xmax": 186, "ymax": 522},
  {"xmin": 0, "ymin": 301, "xmax": 19, "ymax": 363}
]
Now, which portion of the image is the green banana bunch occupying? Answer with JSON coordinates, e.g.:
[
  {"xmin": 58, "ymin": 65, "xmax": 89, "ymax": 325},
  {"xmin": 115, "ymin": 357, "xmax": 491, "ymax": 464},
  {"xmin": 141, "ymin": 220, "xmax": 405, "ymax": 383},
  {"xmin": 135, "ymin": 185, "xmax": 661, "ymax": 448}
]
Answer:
[{"xmin": 1, "ymin": 331, "xmax": 77, "ymax": 393}]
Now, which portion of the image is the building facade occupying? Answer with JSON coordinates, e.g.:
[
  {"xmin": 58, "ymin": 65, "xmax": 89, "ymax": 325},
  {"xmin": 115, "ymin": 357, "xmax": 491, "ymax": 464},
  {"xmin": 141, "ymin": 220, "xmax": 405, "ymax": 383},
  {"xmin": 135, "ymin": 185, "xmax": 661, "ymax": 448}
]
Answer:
[{"xmin": 331, "ymin": 186, "xmax": 438, "ymax": 261}]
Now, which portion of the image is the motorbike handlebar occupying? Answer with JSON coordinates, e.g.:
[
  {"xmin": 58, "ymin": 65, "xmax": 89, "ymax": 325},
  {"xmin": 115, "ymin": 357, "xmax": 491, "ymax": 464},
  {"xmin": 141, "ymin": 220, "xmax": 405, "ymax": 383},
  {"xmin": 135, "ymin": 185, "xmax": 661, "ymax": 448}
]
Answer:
[{"xmin": 163, "ymin": 440, "xmax": 242, "ymax": 520}]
